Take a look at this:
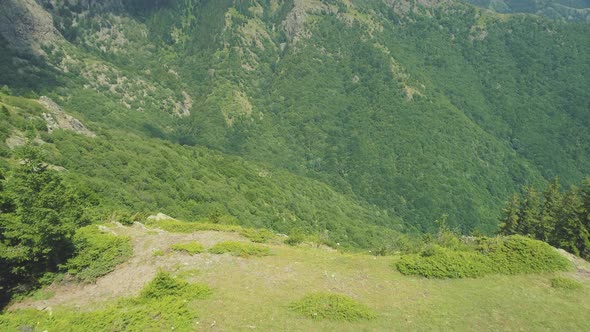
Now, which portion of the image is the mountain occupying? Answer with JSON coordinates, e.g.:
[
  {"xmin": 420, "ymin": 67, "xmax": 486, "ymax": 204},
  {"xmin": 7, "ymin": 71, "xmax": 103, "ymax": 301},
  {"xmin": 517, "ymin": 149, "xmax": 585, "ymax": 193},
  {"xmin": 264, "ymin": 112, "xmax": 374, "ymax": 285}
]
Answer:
[
  {"xmin": 465, "ymin": 0, "xmax": 590, "ymax": 21},
  {"xmin": 0, "ymin": 0, "xmax": 589, "ymax": 236}
]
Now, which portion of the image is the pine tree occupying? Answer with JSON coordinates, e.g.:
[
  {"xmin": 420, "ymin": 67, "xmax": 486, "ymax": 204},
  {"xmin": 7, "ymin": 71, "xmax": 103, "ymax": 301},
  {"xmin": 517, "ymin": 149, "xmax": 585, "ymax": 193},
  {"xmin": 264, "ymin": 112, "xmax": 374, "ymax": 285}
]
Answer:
[
  {"xmin": 553, "ymin": 186, "xmax": 590, "ymax": 259},
  {"xmin": 499, "ymin": 194, "xmax": 521, "ymax": 235},
  {"xmin": 516, "ymin": 187, "xmax": 542, "ymax": 237},
  {"xmin": 540, "ymin": 177, "xmax": 562, "ymax": 243},
  {"xmin": 0, "ymin": 145, "xmax": 87, "ymax": 286}
]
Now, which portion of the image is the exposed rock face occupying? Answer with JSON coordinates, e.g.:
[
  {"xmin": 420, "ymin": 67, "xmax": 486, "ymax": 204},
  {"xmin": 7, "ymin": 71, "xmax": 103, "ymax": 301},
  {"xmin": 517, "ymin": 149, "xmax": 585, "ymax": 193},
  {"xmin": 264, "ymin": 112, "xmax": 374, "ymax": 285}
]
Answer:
[
  {"xmin": 39, "ymin": 96, "xmax": 96, "ymax": 137},
  {"xmin": 0, "ymin": 0, "xmax": 61, "ymax": 52}
]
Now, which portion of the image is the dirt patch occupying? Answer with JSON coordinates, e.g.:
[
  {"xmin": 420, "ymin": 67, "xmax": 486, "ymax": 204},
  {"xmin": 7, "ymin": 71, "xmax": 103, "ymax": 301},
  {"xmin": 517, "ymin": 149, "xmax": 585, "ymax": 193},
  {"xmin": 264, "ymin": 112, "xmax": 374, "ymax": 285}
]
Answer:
[{"xmin": 9, "ymin": 223, "xmax": 244, "ymax": 311}]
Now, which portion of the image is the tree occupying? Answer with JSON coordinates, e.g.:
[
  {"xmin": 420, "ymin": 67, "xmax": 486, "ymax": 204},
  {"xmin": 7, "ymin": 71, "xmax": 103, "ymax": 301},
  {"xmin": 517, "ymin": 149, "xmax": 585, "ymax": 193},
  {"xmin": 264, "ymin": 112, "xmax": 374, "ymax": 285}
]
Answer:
[
  {"xmin": 539, "ymin": 177, "xmax": 562, "ymax": 243},
  {"xmin": 499, "ymin": 193, "xmax": 521, "ymax": 235},
  {"xmin": 516, "ymin": 187, "xmax": 542, "ymax": 237},
  {"xmin": 0, "ymin": 145, "xmax": 88, "ymax": 289},
  {"xmin": 553, "ymin": 187, "xmax": 590, "ymax": 259}
]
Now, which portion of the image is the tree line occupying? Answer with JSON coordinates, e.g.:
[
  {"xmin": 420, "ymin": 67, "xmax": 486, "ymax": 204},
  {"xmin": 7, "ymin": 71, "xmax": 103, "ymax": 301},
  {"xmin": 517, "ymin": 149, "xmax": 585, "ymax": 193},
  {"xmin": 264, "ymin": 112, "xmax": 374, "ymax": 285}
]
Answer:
[{"xmin": 499, "ymin": 177, "xmax": 590, "ymax": 259}]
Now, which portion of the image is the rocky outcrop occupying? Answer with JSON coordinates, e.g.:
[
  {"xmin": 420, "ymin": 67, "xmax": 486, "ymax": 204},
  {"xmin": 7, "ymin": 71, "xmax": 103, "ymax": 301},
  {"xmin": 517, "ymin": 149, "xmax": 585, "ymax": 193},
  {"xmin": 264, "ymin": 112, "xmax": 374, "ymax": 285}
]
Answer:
[
  {"xmin": 39, "ymin": 96, "xmax": 96, "ymax": 137},
  {"xmin": 0, "ymin": 0, "xmax": 61, "ymax": 52}
]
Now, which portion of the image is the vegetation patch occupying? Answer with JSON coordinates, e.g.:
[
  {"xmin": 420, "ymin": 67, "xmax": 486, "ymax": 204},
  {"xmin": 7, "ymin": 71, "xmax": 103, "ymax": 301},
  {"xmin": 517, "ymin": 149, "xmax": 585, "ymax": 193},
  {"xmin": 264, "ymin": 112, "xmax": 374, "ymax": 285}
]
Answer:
[
  {"xmin": 396, "ymin": 245, "xmax": 492, "ymax": 278},
  {"xmin": 208, "ymin": 241, "xmax": 271, "ymax": 257},
  {"xmin": 396, "ymin": 236, "xmax": 571, "ymax": 278},
  {"xmin": 550, "ymin": 277, "xmax": 583, "ymax": 290},
  {"xmin": 0, "ymin": 271, "xmax": 211, "ymax": 331},
  {"xmin": 289, "ymin": 293, "xmax": 376, "ymax": 321},
  {"xmin": 171, "ymin": 242, "xmax": 204, "ymax": 255},
  {"xmin": 65, "ymin": 225, "xmax": 133, "ymax": 282},
  {"xmin": 144, "ymin": 219, "xmax": 275, "ymax": 243},
  {"xmin": 140, "ymin": 270, "xmax": 211, "ymax": 300}
]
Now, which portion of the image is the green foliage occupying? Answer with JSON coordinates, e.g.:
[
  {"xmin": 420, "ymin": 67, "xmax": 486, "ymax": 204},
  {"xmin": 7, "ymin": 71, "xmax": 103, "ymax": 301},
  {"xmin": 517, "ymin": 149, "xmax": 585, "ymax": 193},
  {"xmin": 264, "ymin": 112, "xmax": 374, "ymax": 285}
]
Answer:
[
  {"xmin": 289, "ymin": 293, "xmax": 376, "ymax": 321},
  {"xmin": 140, "ymin": 270, "xmax": 211, "ymax": 300},
  {"xmin": 0, "ymin": 144, "xmax": 89, "ymax": 295},
  {"xmin": 477, "ymin": 236, "xmax": 571, "ymax": 275},
  {"xmin": 0, "ymin": 271, "xmax": 211, "ymax": 331},
  {"xmin": 208, "ymin": 241, "xmax": 271, "ymax": 257},
  {"xmin": 285, "ymin": 228, "xmax": 306, "ymax": 246},
  {"xmin": 239, "ymin": 228, "xmax": 275, "ymax": 243},
  {"xmin": 170, "ymin": 242, "xmax": 204, "ymax": 255},
  {"xmin": 397, "ymin": 235, "xmax": 571, "ymax": 278},
  {"xmin": 499, "ymin": 178, "xmax": 590, "ymax": 260},
  {"xmin": 64, "ymin": 225, "xmax": 133, "ymax": 282},
  {"xmin": 550, "ymin": 276, "xmax": 584, "ymax": 290},
  {"xmin": 396, "ymin": 245, "xmax": 492, "ymax": 278}
]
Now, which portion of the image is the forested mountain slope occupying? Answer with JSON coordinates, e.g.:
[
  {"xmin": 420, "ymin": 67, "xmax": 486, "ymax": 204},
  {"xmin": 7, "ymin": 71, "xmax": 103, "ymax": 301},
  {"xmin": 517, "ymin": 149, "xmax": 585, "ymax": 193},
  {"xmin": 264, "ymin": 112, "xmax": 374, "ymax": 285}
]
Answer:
[
  {"xmin": 0, "ymin": 0, "xmax": 589, "ymax": 234},
  {"xmin": 465, "ymin": 0, "xmax": 590, "ymax": 21}
]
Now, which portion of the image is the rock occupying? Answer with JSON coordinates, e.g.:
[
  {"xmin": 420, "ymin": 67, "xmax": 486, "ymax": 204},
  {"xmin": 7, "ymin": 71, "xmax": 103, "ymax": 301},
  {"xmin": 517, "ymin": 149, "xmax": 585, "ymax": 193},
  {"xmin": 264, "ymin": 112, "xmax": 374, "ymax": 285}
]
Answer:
[
  {"xmin": 38, "ymin": 96, "xmax": 96, "ymax": 137},
  {"xmin": 0, "ymin": 0, "xmax": 61, "ymax": 53},
  {"xmin": 146, "ymin": 213, "xmax": 177, "ymax": 221}
]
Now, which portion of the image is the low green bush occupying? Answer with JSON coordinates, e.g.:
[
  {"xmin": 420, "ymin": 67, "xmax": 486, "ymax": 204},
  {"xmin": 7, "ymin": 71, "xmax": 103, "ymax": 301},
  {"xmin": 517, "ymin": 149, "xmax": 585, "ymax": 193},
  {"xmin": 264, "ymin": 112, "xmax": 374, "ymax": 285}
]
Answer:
[
  {"xmin": 171, "ymin": 242, "xmax": 204, "ymax": 255},
  {"xmin": 477, "ymin": 236, "xmax": 571, "ymax": 275},
  {"xmin": 208, "ymin": 241, "xmax": 271, "ymax": 257},
  {"xmin": 140, "ymin": 271, "xmax": 211, "ymax": 300},
  {"xmin": 396, "ymin": 236, "xmax": 572, "ymax": 279},
  {"xmin": 396, "ymin": 245, "xmax": 492, "ymax": 278},
  {"xmin": 65, "ymin": 225, "xmax": 133, "ymax": 282},
  {"xmin": 289, "ymin": 293, "xmax": 376, "ymax": 321},
  {"xmin": 550, "ymin": 277, "xmax": 583, "ymax": 290},
  {"xmin": 239, "ymin": 228, "xmax": 275, "ymax": 243}
]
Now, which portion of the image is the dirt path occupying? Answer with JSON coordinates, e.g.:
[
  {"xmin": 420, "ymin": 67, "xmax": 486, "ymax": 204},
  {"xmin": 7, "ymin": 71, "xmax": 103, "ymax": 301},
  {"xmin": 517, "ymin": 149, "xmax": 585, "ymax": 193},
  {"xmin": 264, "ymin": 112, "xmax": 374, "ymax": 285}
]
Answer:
[{"xmin": 9, "ymin": 223, "xmax": 243, "ymax": 311}]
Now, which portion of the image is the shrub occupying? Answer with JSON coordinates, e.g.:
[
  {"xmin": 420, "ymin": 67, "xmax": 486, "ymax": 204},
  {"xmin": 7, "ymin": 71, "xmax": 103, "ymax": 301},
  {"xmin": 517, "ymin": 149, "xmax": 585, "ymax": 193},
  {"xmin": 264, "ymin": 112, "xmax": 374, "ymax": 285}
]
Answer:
[
  {"xmin": 239, "ymin": 228, "xmax": 275, "ymax": 243},
  {"xmin": 140, "ymin": 271, "xmax": 211, "ymax": 300},
  {"xmin": 65, "ymin": 225, "xmax": 133, "ymax": 282},
  {"xmin": 396, "ymin": 236, "xmax": 572, "ymax": 279},
  {"xmin": 208, "ymin": 241, "xmax": 271, "ymax": 257},
  {"xmin": 396, "ymin": 245, "xmax": 491, "ymax": 278},
  {"xmin": 289, "ymin": 293, "xmax": 376, "ymax": 321},
  {"xmin": 285, "ymin": 228, "xmax": 305, "ymax": 246},
  {"xmin": 171, "ymin": 242, "xmax": 204, "ymax": 255},
  {"xmin": 550, "ymin": 277, "xmax": 583, "ymax": 290},
  {"xmin": 476, "ymin": 236, "xmax": 571, "ymax": 275}
]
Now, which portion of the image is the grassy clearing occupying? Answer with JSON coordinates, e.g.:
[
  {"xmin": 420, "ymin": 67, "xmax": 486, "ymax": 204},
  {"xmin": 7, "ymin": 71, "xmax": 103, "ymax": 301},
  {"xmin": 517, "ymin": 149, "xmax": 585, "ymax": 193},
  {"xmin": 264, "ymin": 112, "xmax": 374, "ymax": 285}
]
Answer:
[
  {"xmin": 289, "ymin": 293, "xmax": 376, "ymax": 321},
  {"xmin": 208, "ymin": 241, "xmax": 271, "ymax": 257},
  {"xmin": 2, "ymin": 228, "xmax": 590, "ymax": 331},
  {"xmin": 170, "ymin": 242, "xmax": 205, "ymax": 255}
]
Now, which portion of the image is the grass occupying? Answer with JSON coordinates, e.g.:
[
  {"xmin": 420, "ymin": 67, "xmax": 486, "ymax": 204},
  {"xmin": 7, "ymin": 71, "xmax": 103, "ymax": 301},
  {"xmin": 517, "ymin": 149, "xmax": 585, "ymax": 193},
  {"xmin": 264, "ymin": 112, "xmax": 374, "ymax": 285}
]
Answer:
[
  {"xmin": 2, "ymin": 230, "xmax": 590, "ymax": 331},
  {"xmin": 550, "ymin": 277, "xmax": 584, "ymax": 290},
  {"xmin": 144, "ymin": 218, "xmax": 275, "ymax": 243},
  {"xmin": 171, "ymin": 242, "xmax": 205, "ymax": 255},
  {"xmin": 0, "ymin": 271, "xmax": 211, "ymax": 331},
  {"xmin": 289, "ymin": 293, "xmax": 376, "ymax": 321},
  {"xmin": 208, "ymin": 241, "xmax": 271, "ymax": 257}
]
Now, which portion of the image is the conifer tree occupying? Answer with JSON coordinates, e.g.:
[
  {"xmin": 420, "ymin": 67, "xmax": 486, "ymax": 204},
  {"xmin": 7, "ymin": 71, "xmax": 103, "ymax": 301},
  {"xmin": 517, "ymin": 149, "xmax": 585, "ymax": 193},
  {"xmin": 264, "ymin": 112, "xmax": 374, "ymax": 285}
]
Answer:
[
  {"xmin": 499, "ymin": 194, "xmax": 521, "ymax": 235},
  {"xmin": 540, "ymin": 177, "xmax": 562, "ymax": 243},
  {"xmin": 553, "ymin": 187, "xmax": 590, "ymax": 259},
  {"xmin": 516, "ymin": 187, "xmax": 542, "ymax": 237}
]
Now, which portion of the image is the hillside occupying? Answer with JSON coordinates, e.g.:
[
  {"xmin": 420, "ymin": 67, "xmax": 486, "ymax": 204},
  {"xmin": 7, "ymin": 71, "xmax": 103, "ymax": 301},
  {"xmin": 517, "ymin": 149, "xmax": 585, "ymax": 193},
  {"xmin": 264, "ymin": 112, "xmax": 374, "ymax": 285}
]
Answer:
[
  {"xmin": 465, "ymin": 0, "xmax": 590, "ymax": 21},
  {"xmin": 1, "ymin": 0, "xmax": 589, "ymax": 234},
  {"xmin": 2, "ymin": 221, "xmax": 590, "ymax": 331}
]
